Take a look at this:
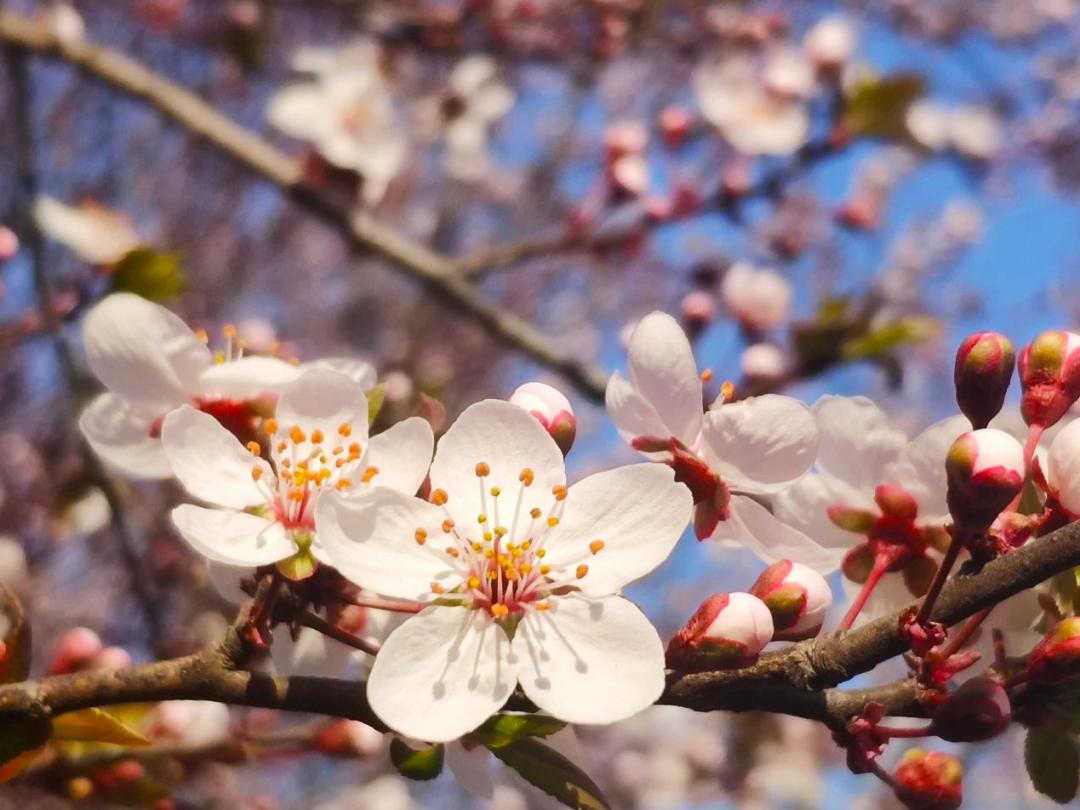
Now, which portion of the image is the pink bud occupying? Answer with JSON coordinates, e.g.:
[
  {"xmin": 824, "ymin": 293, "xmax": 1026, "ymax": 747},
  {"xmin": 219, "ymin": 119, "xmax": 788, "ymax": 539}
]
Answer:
[
  {"xmin": 0, "ymin": 227, "xmax": 18, "ymax": 261},
  {"xmin": 748, "ymin": 560, "xmax": 833, "ymax": 641},
  {"xmin": 803, "ymin": 16, "xmax": 856, "ymax": 72},
  {"xmin": 893, "ymin": 749, "xmax": 963, "ymax": 810},
  {"xmin": 1047, "ymin": 419, "xmax": 1080, "ymax": 517},
  {"xmin": 92, "ymin": 645, "xmax": 133, "ymax": 670},
  {"xmin": 659, "ymin": 105, "xmax": 692, "ymax": 148},
  {"xmin": 603, "ymin": 121, "xmax": 647, "ymax": 164},
  {"xmin": 666, "ymin": 592, "xmax": 774, "ymax": 671},
  {"xmin": 680, "ymin": 291, "xmax": 716, "ymax": 334},
  {"xmin": 740, "ymin": 343, "xmax": 786, "ymax": 382},
  {"xmin": 1018, "ymin": 330, "xmax": 1080, "ymax": 429},
  {"xmin": 50, "ymin": 627, "xmax": 103, "ymax": 675},
  {"xmin": 1027, "ymin": 616, "xmax": 1080, "ymax": 685},
  {"xmin": 954, "ymin": 332, "xmax": 1015, "ymax": 429},
  {"xmin": 945, "ymin": 429, "xmax": 1025, "ymax": 532},
  {"xmin": 509, "ymin": 382, "xmax": 576, "ymax": 456},
  {"xmin": 930, "ymin": 677, "xmax": 1011, "ymax": 742},
  {"xmin": 720, "ymin": 262, "xmax": 792, "ymax": 332}
]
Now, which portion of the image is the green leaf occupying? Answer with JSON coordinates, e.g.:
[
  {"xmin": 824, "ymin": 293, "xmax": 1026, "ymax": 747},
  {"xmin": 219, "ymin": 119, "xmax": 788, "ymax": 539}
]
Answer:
[
  {"xmin": 841, "ymin": 317, "xmax": 938, "ymax": 361},
  {"xmin": 473, "ymin": 714, "xmax": 567, "ymax": 749},
  {"xmin": 51, "ymin": 708, "xmax": 151, "ymax": 747},
  {"xmin": 110, "ymin": 248, "xmax": 185, "ymax": 302},
  {"xmin": 389, "ymin": 737, "xmax": 444, "ymax": 781},
  {"xmin": 1025, "ymin": 728, "xmax": 1080, "ymax": 803},
  {"xmin": 490, "ymin": 737, "xmax": 611, "ymax": 810},
  {"xmin": 841, "ymin": 72, "xmax": 925, "ymax": 139},
  {"xmin": 366, "ymin": 383, "xmax": 388, "ymax": 425},
  {"xmin": 0, "ymin": 585, "xmax": 30, "ymax": 684}
]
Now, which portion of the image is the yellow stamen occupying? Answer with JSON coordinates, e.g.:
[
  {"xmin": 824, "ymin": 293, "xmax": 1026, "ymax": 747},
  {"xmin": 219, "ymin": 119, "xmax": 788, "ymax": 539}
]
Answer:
[
  {"xmin": 431, "ymin": 489, "xmax": 448, "ymax": 505},
  {"xmin": 415, "ymin": 529, "xmax": 427, "ymax": 545},
  {"xmin": 576, "ymin": 564, "xmax": 588, "ymax": 579},
  {"xmin": 246, "ymin": 441, "xmax": 261, "ymax": 456},
  {"xmin": 290, "ymin": 426, "xmax": 306, "ymax": 444},
  {"xmin": 475, "ymin": 462, "xmax": 490, "ymax": 477},
  {"xmin": 265, "ymin": 418, "xmax": 278, "ymax": 435},
  {"xmin": 553, "ymin": 485, "xmax": 567, "ymax": 501},
  {"xmin": 519, "ymin": 468, "xmax": 534, "ymax": 485},
  {"xmin": 589, "ymin": 540, "xmax": 605, "ymax": 555},
  {"xmin": 338, "ymin": 423, "xmax": 352, "ymax": 437},
  {"xmin": 490, "ymin": 604, "xmax": 509, "ymax": 618},
  {"xmin": 251, "ymin": 467, "xmax": 263, "ymax": 481},
  {"xmin": 311, "ymin": 429, "xmax": 324, "ymax": 444}
]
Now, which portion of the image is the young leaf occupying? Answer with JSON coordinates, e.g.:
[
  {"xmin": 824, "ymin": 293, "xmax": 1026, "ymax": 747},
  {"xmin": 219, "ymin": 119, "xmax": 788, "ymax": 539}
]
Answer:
[
  {"xmin": 366, "ymin": 383, "xmax": 388, "ymax": 425},
  {"xmin": 51, "ymin": 708, "xmax": 151, "ymax": 746},
  {"xmin": 841, "ymin": 72, "xmax": 925, "ymax": 139},
  {"xmin": 473, "ymin": 714, "xmax": 567, "ymax": 749},
  {"xmin": 0, "ymin": 585, "xmax": 30, "ymax": 684},
  {"xmin": 389, "ymin": 737, "xmax": 444, "ymax": 781},
  {"xmin": 110, "ymin": 248, "xmax": 185, "ymax": 302},
  {"xmin": 1025, "ymin": 728, "xmax": 1080, "ymax": 803},
  {"xmin": 490, "ymin": 737, "xmax": 611, "ymax": 810}
]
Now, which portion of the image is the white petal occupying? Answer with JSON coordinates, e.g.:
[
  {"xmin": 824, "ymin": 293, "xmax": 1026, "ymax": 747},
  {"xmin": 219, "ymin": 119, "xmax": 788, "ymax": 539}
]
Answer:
[
  {"xmin": 367, "ymin": 417, "xmax": 434, "ymax": 496},
  {"xmin": 160, "ymin": 406, "xmax": 271, "ymax": 509},
  {"xmin": 303, "ymin": 356, "xmax": 378, "ymax": 391},
  {"xmin": 82, "ymin": 293, "xmax": 212, "ymax": 411},
  {"xmin": 541, "ymin": 465, "xmax": 691, "ymax": 595},
  {"xmin": 275, "ymin": 368, "xmax": 370, "ymax": 449},
  {"xmin": 813, "ymin": 396, "xmax": 906, "ymax": 486},
  {"xmin": 429, "ymin": 400, "xmax": 565, "ymax": 528},
  {"xmin": 198, "ymin": 356, "xmax": 302, "ymax": 399},
  {"xmin": 446, "ymin": 742, "xmax": 496, "ymax": 799},
  {"xmin": 772, "ymin": 474, "xmax": 863, "ymax": 552},
  {"xmin": 712, "ymin": 495, "xmax": 842, "ymax": 574},
  {"xmin": 367, "ymin": 608, "xmax": 517, "ymax": 742},
  {"xmin": 79, "ymin": 393, "xmax": 172, "ymax": 478},
  {"xmin": 269, "ymin": 626, "xmax": 355, "ymax": 678},
  {"xmin": 315, "ymin": 489, "xmax": 461, "ymax": 601},
  {"xmin": 604, "ymin": 370, "xmax": 669, "ymax": 452},
  {"xmin": 514, "ymin": 596, "xmax": 664, "ymax": 725},
  {"xmin": 171, "ymin": 504, "xmax": 294, "ymax": 566},
  {"xmin": 626, "ymin": 312, "xmax": 703, "ymax": 446},
  {"xmin": 266, "ymin": 84, "xmax": 335, "ymax": 142},
  {"xmin": 205, "ymin": 561, "xmax": 251, "ymax": 604},
  {"xmin": 702, "ymin": 395, "xmax": 819, "ymax": 492},
  {"xmin": 884, "ymin": 415, "xmax": 968, "ymax": 521}
]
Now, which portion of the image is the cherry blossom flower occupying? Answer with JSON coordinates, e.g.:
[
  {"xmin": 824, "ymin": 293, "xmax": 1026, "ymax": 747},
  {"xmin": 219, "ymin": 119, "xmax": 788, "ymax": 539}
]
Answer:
[
  {"xmin": 162, "ymin": 368, "xmax": 433, "ymax": 575},
  {"xmin": 803, "ymin": 16, "xmax": 857, "ymax": 72},
  {"xmin": 694, "ymin": 56, "xmax": 810, "ymax": 156},
  {"xmin": 440, "ymin": 55, "xmax": 515, "ymax": 182},
  {"xmin": 605, "ymin": 311, "xmax": 834, "ymax": 571},
  {"xmin": 78, "ymin": 293, "xmax": 310, "ymax": 478},
  {"xmin": 266, "ymin": 40, "xmax": 405, "ymax": 205},
  {"xmin": 317, "ymin": 399, "xmax": 692, "ymax": 742},
  {"xmin": 906, "ymin": 101, "xmax": 1003, "ymax": 161},
  {"xmin": 33, "ymin": 196, "xmax": 139, "ymax": 265},
  {"xmin": 721, "ymin": 262, "xmax": 793, "ymax": 331}
]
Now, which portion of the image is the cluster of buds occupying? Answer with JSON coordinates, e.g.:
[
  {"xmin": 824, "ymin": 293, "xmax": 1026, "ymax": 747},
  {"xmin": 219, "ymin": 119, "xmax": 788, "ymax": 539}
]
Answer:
[
  {"xmin": 893, "ymin": 749, "xmax": 963, "ymax": 810},
  {"xmin": 49, "ymin": 627, "xmax": 131, "ymax": 675},
  {"xmin": 748, "ymin": 559, "xmax": 833, "ymax": 641},
  {"xmin": 508, "ymin": 382, "xmax": 576, "ymax": 456},
  {"xmin": 944, "ymin": 429, "xmax": 1025, "ymax": 537},
  {"xmin": 665, "ymin": 592, "xmax": 774, "ymax": 671}
]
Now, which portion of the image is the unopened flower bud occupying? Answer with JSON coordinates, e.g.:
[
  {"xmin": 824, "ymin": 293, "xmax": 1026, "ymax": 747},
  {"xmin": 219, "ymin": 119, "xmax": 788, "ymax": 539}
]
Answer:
[
  {"xmin": 721, "ymin": 262, "xmax": 792, "ymax": 332},
  {"xmin": 954, "ymin": 332, "xmax": 1015, "ymax": 429},
  {"xmin": 740, "ymin": 343, "xmax": 786, "ymax": 383},
  {"xmin": 659, "ymin": 105, "xmax": 692, "ymax": 148},
  {"xmin": 681, "ymin": 291, "xmax": 716, "ymax": 336},
  {"xmin": 894, "ymin": 749, "xmax": 963, "ymax": 810},
  {"xmin": 1027, "ymin": 616, "xmax": 1080, "ymax": 685},
  {"xmin": 509, "ymin": 382, "xmax": 576, "ymax": 456},
  {"xmin": 803, "ymin": 16, "xmax": 856, "ymax": 73},
  {"xmin": 945, "ymin": 429, "xmax": 1025, "ymax": 532},
  {"xmin": 0, "ymin": 226, "xmax": 18, "ymax": 261},
  {"xmin": 666, "ymin": 592, "xmax": 774, "ymax": 671},
  {"xmin": 1019, "ymin": 330, "xmax": 1080, "ymax": 429},
  {"xmin": 1046, "ymin": 418, "xmax": 1080, "ymax": 517},
  {"xmin": 748, "ymin": 560, "xmax": 833, "ymax": 641},
  {"xmin": 931, "ymin": 677, "xmax": 1011, "ymax": 742},
  {"xmin": 50, "ymin": 627, "xmax": 103, "ymax": 675}
]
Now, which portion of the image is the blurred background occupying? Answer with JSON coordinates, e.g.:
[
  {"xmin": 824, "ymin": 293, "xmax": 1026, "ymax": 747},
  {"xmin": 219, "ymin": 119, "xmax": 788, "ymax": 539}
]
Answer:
[{"xmin": 0, "ymin": 0, "xmax": 1078, "ymax": 807}]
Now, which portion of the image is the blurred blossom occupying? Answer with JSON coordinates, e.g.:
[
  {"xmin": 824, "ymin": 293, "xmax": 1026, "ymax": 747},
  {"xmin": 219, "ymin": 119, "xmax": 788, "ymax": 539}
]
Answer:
[
  {"xmin": 267, "ymin": 40, "xmax": 404, "ymax": 206},
  {"xmin": 0, "ymin": 536, "xmax": 27, "ymax": 585},
  {"xmin": 33, "ymin": 196, "xmax": 139, "ymax": 265},
  {"xmin": 235, "ymin": 317, "xmax": 278, "ymax": 355},
  {"xmin": 605, "ymin": 121, "xmax": 650, "ymax": 197},
  {"xmin": 57, "ymin": 486, "xmax": 111, "ymax": 537},
  {"xmin": 694, "ymin": 56, "xmax": 810, "ymax": 156},
  {"xmin": 721, "ymin": 262, "xmax": 793, "ymax": 331},
  {"xmin": 741, "ymin": 342, "xmax": 786, "ymax": 382},
  {"xmin": 906, "ymin": 101, "xmax": 1004, "ymax": 161},
  {"xmin": 0, "ymin": 226, "xmax": 18, "ymax": 261},
  {"xmin": 941, "ymin": 201, "xmax": 984, "ymax": 244},
  {"xmin": 383, "ymin": 369, "xmax": 414, "ymax": 403},
  {"xmin": 441, "ymin": 56, "xmax": 515, "ymax": 182},
  {"xmin": 762, "ymin": 48, "xmax": 816, "ymax": 99},
  {"xmin": 803, "ymin": 16, "xmax": 857, "ymax": 71},
  {"xmin": 44, "ymin": 3, "xmax": 85, "ymax": 44},
  {"xmin": 149, "ymin": 700, "xmax": 231, "ymax": 748},
  {"xmin": 316, "ymin": 774, "xmax": 415, "ymax": 810}
]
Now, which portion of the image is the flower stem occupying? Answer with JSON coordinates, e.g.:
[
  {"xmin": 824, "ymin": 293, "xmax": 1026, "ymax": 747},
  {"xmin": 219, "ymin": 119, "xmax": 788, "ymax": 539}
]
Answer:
[
  {"xmin": 347, "ymin": 594, "xmax": 424, "ymax": 614},
  {"xmin": 1006, "ymin": 423, "xmax": 1045, "ymax": 513},
  {"xmin": 838, "ymin": 555, "xmax": 890, "ymax": 633},
  {"xmin": 914, "ymin": 534, "xmax": 965, "ymax": 627},
  {"xmin": 299, "ymin": 611, "xmax": 380, "ymax": 656},
  {"xmin": 876, "ymin": 723, "xmax": 933, "ymax": 739},
  {"xmin": 940, "ymin": 605, "xmax": 994, "ymax": 658}
]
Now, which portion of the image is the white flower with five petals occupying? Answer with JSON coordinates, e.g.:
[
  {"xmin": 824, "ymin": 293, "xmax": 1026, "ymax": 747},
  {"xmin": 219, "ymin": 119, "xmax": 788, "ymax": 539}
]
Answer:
[
  {"xmin": 161, "ymin": 368, "xmax": 432, "ymax": 574},
  {"xmin": 605, "ymin": 311, "xmax": 835, "ymax": 571},
  {"xmin": 317, "ymin": 399, "xmax": 692, "ymax": 742}
]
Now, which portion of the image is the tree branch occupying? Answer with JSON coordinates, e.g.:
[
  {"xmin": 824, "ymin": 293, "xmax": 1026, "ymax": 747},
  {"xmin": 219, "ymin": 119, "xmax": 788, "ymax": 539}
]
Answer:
[{"xmin": 0, "ymin": 10, "xmax": 609, "ymax": 402}]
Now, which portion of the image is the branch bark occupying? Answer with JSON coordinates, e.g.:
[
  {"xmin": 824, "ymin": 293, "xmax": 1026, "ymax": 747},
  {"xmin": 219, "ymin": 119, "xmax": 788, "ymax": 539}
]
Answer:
[{"xmin": 0, "ymin": 10, "xmax": 609, "ymax": 402}]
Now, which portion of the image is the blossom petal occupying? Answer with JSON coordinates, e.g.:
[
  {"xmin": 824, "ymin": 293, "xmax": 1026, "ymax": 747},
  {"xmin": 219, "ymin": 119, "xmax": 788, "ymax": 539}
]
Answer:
[
  {"xmin": 702, "ymin": 395, "xmax": 819, "ymax": 493},
  {"xmin": 813, "ymin": 396, "xmax": 906, "ymax": 486},
  {"xmin": 303, "ymin": 356, "xmax": 378, "ymax": 390},
  {"xmin": 171, "ymin": 504, "xmax": 294, "ymax": 566},
  {"xmin": 446, "ymin": 742, "xmax": 496, "ymax": 800},
  {"xmin": 269, "ymin": 626, "xmax": 355, "ymax": 678},
  {"xmin": 198, "ymin": 356, "xmax": 302, "ymax": 399},
  {"xmin": 366, "ymin": 417, "xmax": 434, "ymax": 496},
  {"xmin": 83, "ymin": 293, "xmax": 212, "ymax": 411},
  {"xmin": 275, "ymin": 368, "xmax": 370, "ymax": 449},
  {"xmin": 712, "ymin": 495, "xmax": 841, "ymax": 573},
  {"xmin": 514, "ymin": 596, "xmax": 664, "ymax": 725},
  {"xmin": 266, "ymin": 84, "xmax": 335, "ymax": 142},
  {"xmin": 367, "ymin": 607, "xmax": 517, "ymax": 742},
  {"xmin": 315, "ymin": 489, "xmax": 461, "ymax": 601},
  {"xmin": 205, "ymin": 561, "xmax": 250, "ymax": 604},
  {"xmin": 79, "ymin": 393, "xmax": 172, "ymax": 478},
  {"xmin": 626, "ymin": 312, "xmax": 703, "ymax": 446},
  {"xmin": 772, "ymin": 474, "xmax": 862, "ymax": 552},
  {"xmin": 885, "ymin": 415, "xmax": 969, "ymax": 522},
  {"xmin": 605, "ymin": 370, "xmax": 669, "ymax": 452},
  {"xmin": 161, "ymin": 406, "xmax": 271, "ymax": 509},
  {"xmin": 541, "ymin": 464, "xmax": 691, "ymax": 595},
  {"xmin": 429, "ymin": 400, "xmax": 565, "ymax": 528}
]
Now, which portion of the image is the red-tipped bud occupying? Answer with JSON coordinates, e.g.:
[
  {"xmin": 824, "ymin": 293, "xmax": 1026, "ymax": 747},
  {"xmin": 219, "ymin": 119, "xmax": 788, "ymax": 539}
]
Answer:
[
  {"xmin": 509, "ymin": 382, "xmax": 576, "ymax": 456},
  {"xmin": 1019, "ymin": 330, "xmax": 1080, "ymax": 429},
  {"xmin": 954, "ymin": 331, "xmax": 1015, "ymax": 429},
  {"xmin": 931, "ymin": 677, "xmax": 1011, "ymax": 742},
  {"xmin": 945, "ymin": 429, "xmax": 1025, "ymax": 532},
  {"xmin": 1027, "ymin": 616, "xmax": 1080, "ymax": 685},
  {"xmin": 748, "ymin": 560, "xmax": 833, "ymax": 641},
  {"xmin": 49, "ymin": 627, "xmax": 103, "ymax": 675},
  {"xmin": 894, "ymin": 749, "xmax": 963, "ymax": 810},
  {"xmin": 665, "ymin": 592, "xmax": 774, "ymax": 671}
]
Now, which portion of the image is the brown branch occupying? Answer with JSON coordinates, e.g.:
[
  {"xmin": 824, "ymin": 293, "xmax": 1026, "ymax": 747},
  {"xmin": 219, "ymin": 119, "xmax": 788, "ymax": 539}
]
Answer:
[{"xmin": 0, "ymin": 10, "xmax": 609, "ymax": 402}]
